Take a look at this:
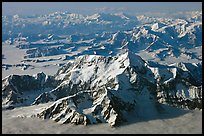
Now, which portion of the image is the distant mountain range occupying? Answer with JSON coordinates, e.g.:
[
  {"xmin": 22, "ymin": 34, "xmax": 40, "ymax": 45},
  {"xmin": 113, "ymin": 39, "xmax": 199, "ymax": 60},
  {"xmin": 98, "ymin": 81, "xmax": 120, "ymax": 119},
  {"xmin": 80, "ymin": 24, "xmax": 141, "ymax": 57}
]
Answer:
[{"xmin": 3, "ymin": 11, "xmax": 202, "ymax": 62}]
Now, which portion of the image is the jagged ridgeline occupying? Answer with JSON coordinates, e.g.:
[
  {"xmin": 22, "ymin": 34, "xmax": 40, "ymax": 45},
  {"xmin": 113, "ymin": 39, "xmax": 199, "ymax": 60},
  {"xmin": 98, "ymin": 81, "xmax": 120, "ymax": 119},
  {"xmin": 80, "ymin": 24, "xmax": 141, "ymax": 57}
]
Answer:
[{"xmin": 2, "ymin": 51, "xmax": 202, "ymax": 126}]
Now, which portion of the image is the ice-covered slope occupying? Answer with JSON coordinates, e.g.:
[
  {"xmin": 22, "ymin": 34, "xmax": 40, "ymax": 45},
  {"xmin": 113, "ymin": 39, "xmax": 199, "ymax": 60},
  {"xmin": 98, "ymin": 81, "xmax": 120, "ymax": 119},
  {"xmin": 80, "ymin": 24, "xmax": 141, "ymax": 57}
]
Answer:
[{"xmin": 2, "ymin": 51, "xmax": 202, "ymax": 126}]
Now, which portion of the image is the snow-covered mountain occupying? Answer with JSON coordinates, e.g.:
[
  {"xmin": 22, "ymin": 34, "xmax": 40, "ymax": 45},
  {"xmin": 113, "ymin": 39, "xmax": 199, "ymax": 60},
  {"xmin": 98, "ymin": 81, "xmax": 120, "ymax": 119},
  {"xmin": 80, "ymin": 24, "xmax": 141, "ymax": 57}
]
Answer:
[
  {"xmin": 2, "ymin": 51, "xmax": 202, "ymax": 126},
  {"xmin": 2, "ymin": 11, "xmax": 202, "ymax": 127}
]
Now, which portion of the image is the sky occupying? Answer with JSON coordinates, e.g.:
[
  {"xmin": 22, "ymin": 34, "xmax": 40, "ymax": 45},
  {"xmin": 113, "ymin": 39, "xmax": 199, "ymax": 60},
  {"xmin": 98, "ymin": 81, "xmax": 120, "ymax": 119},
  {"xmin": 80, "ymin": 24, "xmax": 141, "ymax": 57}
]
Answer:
[{"xmin": 2, "ymin": 2, "xmax": 202, "ymax": 16}]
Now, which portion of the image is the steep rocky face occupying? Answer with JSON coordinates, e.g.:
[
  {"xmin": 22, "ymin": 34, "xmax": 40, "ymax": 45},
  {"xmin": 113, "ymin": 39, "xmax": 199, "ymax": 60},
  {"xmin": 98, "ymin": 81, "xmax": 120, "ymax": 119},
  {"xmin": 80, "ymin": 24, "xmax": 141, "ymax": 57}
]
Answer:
[
  {"xmin": 2, "ymin": 51, "xmax": 202, "ymax": 126},
  {"xmin": 149, "ymin": 62, "xmax": 202, "ymax": 110},
  {"xmin": 2, "ymin": 72, "xmax": 57, "ymax": 109}
]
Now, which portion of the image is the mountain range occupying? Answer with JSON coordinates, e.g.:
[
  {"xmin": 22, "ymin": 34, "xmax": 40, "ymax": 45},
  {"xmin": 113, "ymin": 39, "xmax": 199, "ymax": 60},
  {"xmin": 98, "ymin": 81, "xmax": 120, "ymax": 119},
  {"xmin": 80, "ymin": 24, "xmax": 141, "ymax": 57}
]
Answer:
[{"xmin": 2, "ymin": 11, "xmax": 202, "ymax": 127}]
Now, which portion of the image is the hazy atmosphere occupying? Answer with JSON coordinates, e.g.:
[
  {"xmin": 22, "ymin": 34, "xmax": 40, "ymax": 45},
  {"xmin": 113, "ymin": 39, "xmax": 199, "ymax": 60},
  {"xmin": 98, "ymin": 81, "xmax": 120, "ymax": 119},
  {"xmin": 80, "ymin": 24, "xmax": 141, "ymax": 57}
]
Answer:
[{"xmin": 2, "ymin": 2, "xmax": 202, "ymax": 15}]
